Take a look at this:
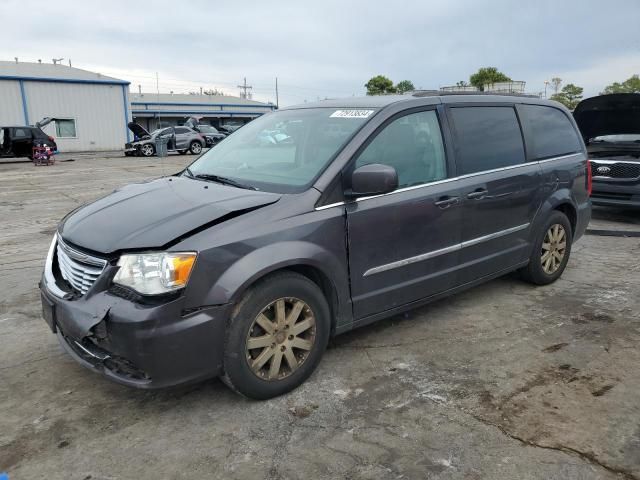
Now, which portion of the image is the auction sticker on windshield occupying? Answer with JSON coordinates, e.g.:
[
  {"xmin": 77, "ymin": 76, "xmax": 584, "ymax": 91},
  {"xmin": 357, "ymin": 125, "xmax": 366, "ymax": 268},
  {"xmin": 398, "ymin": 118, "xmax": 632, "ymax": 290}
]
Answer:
[{"xmin": 330, "ymin": 110, "xmax": 374, "ymax": 119}]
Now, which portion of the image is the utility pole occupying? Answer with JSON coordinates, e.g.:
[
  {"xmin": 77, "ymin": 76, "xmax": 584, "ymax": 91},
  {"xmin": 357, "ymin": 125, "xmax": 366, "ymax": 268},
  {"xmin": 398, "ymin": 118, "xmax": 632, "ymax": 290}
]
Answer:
[
  {"xmin": 238, "ymin": 77, "xmax": 253, "ymax": 99},
  {"xmin": 275, "ymin": 77, "xmax": 279, "ymax": 108}
]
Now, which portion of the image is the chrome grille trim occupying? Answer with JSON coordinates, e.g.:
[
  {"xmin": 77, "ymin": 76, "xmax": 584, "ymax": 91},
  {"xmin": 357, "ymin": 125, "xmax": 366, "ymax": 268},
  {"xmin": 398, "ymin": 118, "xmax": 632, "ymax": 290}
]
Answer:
[{"xmin": 56, "ymin": 236, "xmax": 107, "ymax": 295}]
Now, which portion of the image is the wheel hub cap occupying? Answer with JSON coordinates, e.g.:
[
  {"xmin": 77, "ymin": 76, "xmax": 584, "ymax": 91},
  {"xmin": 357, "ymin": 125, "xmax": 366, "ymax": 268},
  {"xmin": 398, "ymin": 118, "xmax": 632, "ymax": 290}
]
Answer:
[
  {"xmin": 245, "ymin": 297, "xmax": 316, "ymax": 381},
  {"xmin": 541, "ymin": 224, "xmax": 566, "ymax": 275}
]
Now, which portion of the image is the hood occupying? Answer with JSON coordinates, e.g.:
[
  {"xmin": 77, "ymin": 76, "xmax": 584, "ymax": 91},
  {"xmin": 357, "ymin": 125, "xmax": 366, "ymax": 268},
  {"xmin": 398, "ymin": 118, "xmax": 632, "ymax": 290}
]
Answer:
[
  {"xmin": 574, "ymin": 94, "xmax": 640, "ymax": 142},
  {"xmin": 59, "ymin": 177, "xmax": 281, "ymax": 254},
  {"xmin": 127, "ymin": 122, "xmax": 151, "ymax": 139}
]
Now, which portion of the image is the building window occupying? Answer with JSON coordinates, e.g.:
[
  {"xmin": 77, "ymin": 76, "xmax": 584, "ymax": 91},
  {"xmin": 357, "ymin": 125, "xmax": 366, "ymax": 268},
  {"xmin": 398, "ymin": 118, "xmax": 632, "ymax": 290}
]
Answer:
[{"xmin": 55, "ymin": 119, "xmax": 77, "ymax": 138}]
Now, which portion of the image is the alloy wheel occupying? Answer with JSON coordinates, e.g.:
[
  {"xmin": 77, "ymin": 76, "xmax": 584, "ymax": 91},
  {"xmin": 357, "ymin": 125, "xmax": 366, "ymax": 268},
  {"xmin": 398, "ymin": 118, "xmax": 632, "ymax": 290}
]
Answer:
[
  {"xmin": 541, "ymin": 224, "xmax": 567, "ymax": 274},
  {"xmin": 245, "ymin": 297, "xmax": 316, "ymax": 381},
  {"xmin": 191, "ymin": 143, "xmax": 202, "ymax": 154},
  {"xmin": 141, "ymin": 144, "xmax": 154, "ymax": 156}
]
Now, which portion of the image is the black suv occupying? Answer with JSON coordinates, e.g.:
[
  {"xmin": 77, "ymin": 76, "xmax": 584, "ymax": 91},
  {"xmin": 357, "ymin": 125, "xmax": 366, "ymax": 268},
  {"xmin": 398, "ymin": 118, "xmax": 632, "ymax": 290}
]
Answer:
[
  {"xmin": 1, "ymin": 125, "xmax": 57, "ymax": 159},
  {"xmin": 40, "ymin": 94, "xmax": 591, "ymax": 399},
  {"xmin": 574, "ymin": 93, "xmax": 640, "ymax": 208}
]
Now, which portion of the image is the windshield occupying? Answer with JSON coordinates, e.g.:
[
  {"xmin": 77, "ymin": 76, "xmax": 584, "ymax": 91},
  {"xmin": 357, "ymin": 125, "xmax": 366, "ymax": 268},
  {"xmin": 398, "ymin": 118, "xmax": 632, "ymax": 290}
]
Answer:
[
  {"xmin": 591, "ymin": 134, "xmax": 640, "ymax": 143},
  {"xmin": 186, "ymin": 108, "xmax": 376, "ymax": 193},
  {"xmin": 197, "ymin": 125, "xmax": 218, "ymax": 133}
]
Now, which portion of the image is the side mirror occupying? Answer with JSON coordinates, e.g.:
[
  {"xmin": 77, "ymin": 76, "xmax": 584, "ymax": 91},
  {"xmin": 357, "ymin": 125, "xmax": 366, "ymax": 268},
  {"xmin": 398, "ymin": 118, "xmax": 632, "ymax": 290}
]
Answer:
[{"xmin": 349, "ymin": 163, "xmax": 398, "ymax": 197}]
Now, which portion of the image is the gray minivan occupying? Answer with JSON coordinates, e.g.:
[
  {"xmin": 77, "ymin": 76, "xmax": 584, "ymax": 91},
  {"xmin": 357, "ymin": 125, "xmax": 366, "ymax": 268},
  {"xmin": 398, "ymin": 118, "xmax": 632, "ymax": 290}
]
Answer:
[{"xmin": 40, "ymin": 93, "xmax": 591, "ymax": 399}]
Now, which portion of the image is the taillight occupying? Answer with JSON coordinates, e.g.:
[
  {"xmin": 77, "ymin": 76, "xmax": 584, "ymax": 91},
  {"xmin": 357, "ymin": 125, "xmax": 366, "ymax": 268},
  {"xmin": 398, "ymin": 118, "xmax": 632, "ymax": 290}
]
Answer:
[{"xmin": 586, "ymin": 159, "xmax": 593, "ymax": 196}]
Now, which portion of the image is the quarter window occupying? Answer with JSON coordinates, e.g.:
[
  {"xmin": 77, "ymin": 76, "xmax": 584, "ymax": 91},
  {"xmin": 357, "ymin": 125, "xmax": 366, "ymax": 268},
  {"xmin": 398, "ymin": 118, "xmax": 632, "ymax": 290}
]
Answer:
[
  {"xmin": 518, "ymin": 105, "xmax": 582, "ymax": 160},
  {"xmin": 55, "ymin": 119, "xmax": 77, "ymax": 138},
  {"xmin": 13, "ymin": 128, "xmax": 31, "ymax": 138},
  {"xmin": 450, "ymin": 106, "xmax": 525, "ymax": 175},
  {"xmin": 355, "ymin": 110, "xmax": 447, "ymax": 188}
]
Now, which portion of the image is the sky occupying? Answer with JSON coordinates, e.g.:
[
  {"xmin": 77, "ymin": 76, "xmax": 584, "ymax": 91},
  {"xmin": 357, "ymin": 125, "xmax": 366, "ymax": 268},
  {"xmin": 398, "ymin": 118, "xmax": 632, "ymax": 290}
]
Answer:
[{"xmin": 1, "ymin": 0, "xmax": 638, "ymax": 106}]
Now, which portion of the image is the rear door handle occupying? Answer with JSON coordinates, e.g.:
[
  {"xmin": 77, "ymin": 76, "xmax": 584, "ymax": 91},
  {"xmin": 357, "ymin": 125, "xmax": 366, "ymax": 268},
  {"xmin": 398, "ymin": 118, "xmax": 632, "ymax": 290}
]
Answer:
[
  {"xmin": 466, "ymin": 188, "xmax": 488, "ymax": 200},
  {"xmin": 434, "ymin": 196, "xmax": 460, "ymax": 209}
]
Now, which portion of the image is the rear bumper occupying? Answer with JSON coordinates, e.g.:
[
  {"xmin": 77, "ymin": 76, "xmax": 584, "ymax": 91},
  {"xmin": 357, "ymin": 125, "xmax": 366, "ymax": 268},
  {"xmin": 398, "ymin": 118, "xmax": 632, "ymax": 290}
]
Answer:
[
  {"xmin": 574, "ymin": 200, "xmax": 591, "ymax": 241},
  {"xmin": 40, "ymin": 276, "xmax": 232, "ymax": 389}
]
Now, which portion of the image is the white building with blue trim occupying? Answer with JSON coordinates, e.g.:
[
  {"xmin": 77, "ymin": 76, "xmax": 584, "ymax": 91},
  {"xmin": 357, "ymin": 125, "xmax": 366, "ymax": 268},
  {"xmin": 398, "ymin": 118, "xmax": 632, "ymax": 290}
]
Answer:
[
  {"xmin": 0, "ymin": 61, "xmax": 132, "ymax": 152},
  {"xmin": 0, "ymin": 61, "xmax": 276, "ymax": 152}
]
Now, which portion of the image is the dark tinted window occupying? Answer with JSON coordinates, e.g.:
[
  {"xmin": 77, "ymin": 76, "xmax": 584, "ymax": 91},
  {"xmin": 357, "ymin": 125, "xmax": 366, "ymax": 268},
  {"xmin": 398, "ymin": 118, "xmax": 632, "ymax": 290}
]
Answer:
[
  {"xmin": 355, "ymin": 110, "xmax": 447, "ymax": 188},
  {"xmin": 450, "ymin": 106, "xmax": 525, "ymax": 175},
  {"xmin": 174, "ymin": 127, "xmax": 189, "ymax": 134},
  {"xmin": 13, "ymin": 128, "xmax": 31, "ymax": 138},
  {"xmin": 518, "ymin": 105, "xmax": 582, "ymax": 160}
]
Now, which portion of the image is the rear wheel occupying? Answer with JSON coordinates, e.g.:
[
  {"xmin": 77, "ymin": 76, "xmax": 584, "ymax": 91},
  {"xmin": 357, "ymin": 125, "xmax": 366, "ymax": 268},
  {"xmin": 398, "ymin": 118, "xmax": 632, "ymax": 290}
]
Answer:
[
  {"xmin": 189, "ymin": 141, "xmax": 203, "ymax": 155},
  {"xmin": 222, "ymin": 272, "xmax": 330, "ymax": 399},
  {"xmin": 140, "ymin": 144, "xmax": 155, "ymax": 157},
  {"xmin": 520, "ymin": 211, "xmax": 573, "ymax": 285}
]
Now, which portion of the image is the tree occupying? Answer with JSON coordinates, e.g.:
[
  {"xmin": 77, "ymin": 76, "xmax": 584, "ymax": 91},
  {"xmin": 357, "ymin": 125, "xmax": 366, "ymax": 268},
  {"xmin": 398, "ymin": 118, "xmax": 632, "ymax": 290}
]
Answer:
[
  {"xmin": 601, "ymin": 74, "xmax": 640, "ymax": 95},
  {"xmin": 550, "ymin": 77, "xmax": 562, "ymax": 95},
  {"xmin": 365, "ymin": 75, "xmax": 396, "ymax": 95},
  {"xmin": 469, "ymin": 67, "xmax": 512, "ymax": 91},
  {"xmin": 189, "ymin": 88, "xmax": 226, "ymax": 96},
  {"xmin": 395, "ymin": 80, "xmax": 415, "ymax": 94},
  {"xmin": 550, "ymin": 83, "xmax": 584, "ymax": 110},
  {"xmin": 456, "ymin": 80, "xmax": 469, "ymax": 87}
]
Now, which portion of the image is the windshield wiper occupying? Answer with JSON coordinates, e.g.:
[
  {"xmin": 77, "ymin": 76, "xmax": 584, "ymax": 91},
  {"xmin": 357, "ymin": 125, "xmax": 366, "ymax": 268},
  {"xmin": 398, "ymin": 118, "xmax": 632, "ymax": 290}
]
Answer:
[{"xmin": 191, "ymin": 172, "xmax": 258, "ymax": 190}]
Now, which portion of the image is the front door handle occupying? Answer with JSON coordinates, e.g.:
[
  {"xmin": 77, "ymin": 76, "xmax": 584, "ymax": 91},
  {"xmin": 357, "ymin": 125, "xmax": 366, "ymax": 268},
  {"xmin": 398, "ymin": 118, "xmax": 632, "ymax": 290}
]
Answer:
[
  {"xmin": 466, "ymin": 188, "xmax": 488, "ymax": 200},
  {"xmin": 434, "ymin": 196, "xmax": 460, "ymax": 209}
]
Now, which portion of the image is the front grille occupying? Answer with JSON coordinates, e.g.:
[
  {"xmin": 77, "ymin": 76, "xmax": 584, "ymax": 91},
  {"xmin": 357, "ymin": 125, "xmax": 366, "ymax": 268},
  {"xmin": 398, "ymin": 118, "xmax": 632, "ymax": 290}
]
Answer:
[
  {"xmin": 125, "ymin": 142, "xmax": 132, "ymax": 149},
  {"xmin": 56, "ymin": 237, "xmax": 107, "ymax": 295},
  {"xmin": 591, "ymin": 161, "xmax": 640, "ymax": 179}
]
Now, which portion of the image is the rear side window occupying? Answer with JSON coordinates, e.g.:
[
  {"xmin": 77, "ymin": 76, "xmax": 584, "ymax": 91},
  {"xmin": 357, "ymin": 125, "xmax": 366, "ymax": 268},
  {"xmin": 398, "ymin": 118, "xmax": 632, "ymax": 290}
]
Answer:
[
  {"xmin": 450, "ymin": 106, "xmax": 525, "ymax": 175},
  {"xmin": 174, "ymin": 127, "xmax": 189, "ymax": 134},
  {"xmin": 13, "ymin": 128, "xmax": 31, "ymax": 138},
  {"xmin": 518, "ymin": 105, "xmax": 582, "ymax": 160}
]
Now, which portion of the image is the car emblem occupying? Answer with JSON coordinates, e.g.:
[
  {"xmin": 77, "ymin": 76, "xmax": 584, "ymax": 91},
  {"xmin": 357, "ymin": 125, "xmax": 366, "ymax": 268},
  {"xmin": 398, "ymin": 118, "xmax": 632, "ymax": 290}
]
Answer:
[{"xmin": 596, "ymin": 166, "xmax": 611, "ymax": 175}]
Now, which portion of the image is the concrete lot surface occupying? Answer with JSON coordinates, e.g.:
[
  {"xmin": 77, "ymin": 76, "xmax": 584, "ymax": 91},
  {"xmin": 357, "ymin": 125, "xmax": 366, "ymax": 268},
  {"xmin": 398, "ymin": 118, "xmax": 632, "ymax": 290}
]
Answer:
[{"xmin": 1, "ymin": 154, "xmax": 639, "ymax": 479}]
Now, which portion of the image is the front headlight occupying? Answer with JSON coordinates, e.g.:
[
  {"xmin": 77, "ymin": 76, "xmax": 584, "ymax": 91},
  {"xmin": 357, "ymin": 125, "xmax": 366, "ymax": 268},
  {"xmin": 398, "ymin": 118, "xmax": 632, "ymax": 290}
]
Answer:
[{"xmin": 113, "ymin": 252, "xmax": 197, "ymax": 295}]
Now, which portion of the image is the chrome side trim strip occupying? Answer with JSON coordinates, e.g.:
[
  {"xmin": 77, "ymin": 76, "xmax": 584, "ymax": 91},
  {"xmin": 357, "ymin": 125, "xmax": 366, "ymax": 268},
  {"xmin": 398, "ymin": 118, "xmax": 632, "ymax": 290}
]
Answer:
[
  {"xmin": 459, "ymin": 223, "xmax": 529, "ymax": 249},
  {"xmin": 536, "ymin": 152, "xmax": 582, "ymax": 164},
  {"xmin": 313, "ymin": 153, "xmax": 584, "ymax": 210},
  {"xmin": 315, "ymin": 201, "xmax": 346, "ymax": 211},
  {"xmin": 363, "ymin": 243, "xmax": 460, "ymax": 277},
  {"xmin": 363, "ymin": 223, "xmax": 529, "ymax": 277}
]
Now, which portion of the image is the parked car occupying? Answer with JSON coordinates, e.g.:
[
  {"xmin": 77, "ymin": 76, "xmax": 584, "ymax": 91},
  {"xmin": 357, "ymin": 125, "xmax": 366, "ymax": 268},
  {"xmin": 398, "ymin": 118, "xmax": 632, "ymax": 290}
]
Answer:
[
  {"xmin": 0, "ymin": 124, "xmax": 57, "ymax": 159},
  {"xmin": 184, "ymin": 118, "xmax": 226, "ymax": 147},
  {"xmin": 125, "ymin": 123, "xmax": 205, "ymax": 156},
  {"xmin": 41, "ymin": 94, "xmax": 591, "ymax": 399},
  {"xmin": 574, "ymin": 93, "xmax": 640, "ymax": 208}
]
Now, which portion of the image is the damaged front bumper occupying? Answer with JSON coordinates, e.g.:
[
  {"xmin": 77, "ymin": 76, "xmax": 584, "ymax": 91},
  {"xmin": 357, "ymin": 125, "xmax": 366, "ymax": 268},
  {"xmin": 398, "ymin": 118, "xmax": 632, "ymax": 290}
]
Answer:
[{"xmin": 40, "ymin": 269, "xmax": 232, "ymax": 389}]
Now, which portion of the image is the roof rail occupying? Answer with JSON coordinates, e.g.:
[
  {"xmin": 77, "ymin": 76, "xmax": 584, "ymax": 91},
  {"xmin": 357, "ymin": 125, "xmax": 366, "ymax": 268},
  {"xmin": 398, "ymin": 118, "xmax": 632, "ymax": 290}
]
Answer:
[{"xmin": 411, "ymin": 90, "xmax": 540, "ymax": 99}]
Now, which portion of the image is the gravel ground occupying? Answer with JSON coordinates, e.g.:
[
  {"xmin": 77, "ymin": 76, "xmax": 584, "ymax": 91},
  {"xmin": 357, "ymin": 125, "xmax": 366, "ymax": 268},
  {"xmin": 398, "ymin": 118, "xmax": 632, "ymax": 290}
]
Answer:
[{"xmin": 1, "ymin": 153, "xmax": 639, "ymax": 480}]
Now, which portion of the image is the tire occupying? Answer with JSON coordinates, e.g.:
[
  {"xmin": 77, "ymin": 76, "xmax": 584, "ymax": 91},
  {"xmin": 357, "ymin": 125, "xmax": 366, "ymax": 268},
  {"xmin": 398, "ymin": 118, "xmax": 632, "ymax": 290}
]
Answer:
[
  {"xmin": 222, "ymin": 272, "xmax": 330, "ymax": 400},
  {"xmin": 520, "ymin": 211, "xmax": 573, "ymax": 285},
  {"xmin": 140, "ymin": 143, "xmax": 155, "ymax": 157},
  {"xmin": 189, "ymin": 141, "xmax": 203, "ymax": 155}
]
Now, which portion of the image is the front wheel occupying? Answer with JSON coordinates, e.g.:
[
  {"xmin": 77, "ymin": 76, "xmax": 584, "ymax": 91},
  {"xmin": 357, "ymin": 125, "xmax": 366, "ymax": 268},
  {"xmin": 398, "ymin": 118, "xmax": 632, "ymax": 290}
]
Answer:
[
  {"xmin": 189, "ymin": 141, "xmax": 203, "ymax": 155},
  {"xmin": 520, "ymin": 211, "xmax": 573, "ymax": 285},
  {"xmin": 222, "ymin": 272, "xmax": 330, "ymax": 399},
  {"xmin": 140, "ymin": 144, "xmax": 155, "ymax": 157}
]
